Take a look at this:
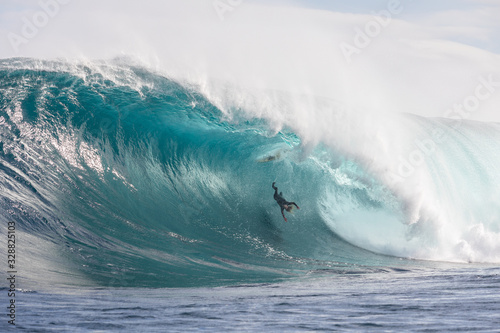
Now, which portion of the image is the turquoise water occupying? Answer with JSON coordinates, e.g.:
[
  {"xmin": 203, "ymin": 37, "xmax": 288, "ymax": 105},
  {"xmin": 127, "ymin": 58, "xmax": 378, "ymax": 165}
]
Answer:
[
  {"xmin": 1, "ymin": 58, "xmax": 500, "ymax": 331},
  {"xmin": 0, "ymin": 59, "xmax": 408, "ymax": 288}
]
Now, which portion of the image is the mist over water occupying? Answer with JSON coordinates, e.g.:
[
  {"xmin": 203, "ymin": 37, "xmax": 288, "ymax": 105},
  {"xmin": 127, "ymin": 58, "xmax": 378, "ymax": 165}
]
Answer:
[{"xmin": 1, "ymin": 0, "xmax": 500, "ymax": 288}]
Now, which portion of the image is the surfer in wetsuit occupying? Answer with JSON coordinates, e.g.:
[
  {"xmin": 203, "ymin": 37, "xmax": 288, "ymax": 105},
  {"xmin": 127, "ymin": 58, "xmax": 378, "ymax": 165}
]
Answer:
[{"xmin": 272, "ymin": 182, "xmax": 299, "ymax": 222}]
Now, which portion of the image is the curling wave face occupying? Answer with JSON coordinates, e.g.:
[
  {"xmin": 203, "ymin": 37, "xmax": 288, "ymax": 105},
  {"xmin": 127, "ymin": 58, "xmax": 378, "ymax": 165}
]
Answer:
[{"xmin": 1, "ymin": 59, "xmax": 499, "ymax": 288}]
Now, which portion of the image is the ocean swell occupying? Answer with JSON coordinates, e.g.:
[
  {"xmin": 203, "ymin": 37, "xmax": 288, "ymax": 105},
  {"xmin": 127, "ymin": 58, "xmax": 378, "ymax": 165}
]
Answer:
[{"xmin": 1, "ymin": 58, "xmax": 499, "ymax": 288}]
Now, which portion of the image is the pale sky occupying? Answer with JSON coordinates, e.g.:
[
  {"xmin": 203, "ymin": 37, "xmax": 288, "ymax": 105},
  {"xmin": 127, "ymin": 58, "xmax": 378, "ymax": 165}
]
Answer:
[
  {"xmin": 251, "ymin": 0, "xmax": 500, "ymax": 53},
  {"xmin": 0, "ymin": 0, "xmax": 499, "ymax": 122},
  {"xmin": 1, "ymin": 0, "xmax": 499, "ymax": 56}
]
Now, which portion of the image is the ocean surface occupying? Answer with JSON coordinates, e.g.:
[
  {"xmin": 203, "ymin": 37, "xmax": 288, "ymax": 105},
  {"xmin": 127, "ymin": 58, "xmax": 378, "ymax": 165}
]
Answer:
[
  {"xmin": 1, "ymin": 58, "xmax": 500, "ymax": 331},
  {"xmin": 6, "ymin": 266, "xmax": 500, "ymax": 332}
]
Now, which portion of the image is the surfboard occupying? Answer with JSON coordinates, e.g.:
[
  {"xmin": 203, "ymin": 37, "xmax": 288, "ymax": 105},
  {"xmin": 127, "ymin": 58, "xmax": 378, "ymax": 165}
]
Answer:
[
  {"xmin": 257, "ymin": 151, "xmax": 281, "ymax": 163},
  {"xmin": 256, "ymin": 147, "xmax": 291, "ymax": 163}
]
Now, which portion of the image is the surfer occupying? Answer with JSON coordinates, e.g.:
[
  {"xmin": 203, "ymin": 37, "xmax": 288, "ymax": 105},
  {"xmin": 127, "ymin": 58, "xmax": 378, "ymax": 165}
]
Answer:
[{"xmin": 272, "ymin": 182, "xmax": 299, "ymax": 222}]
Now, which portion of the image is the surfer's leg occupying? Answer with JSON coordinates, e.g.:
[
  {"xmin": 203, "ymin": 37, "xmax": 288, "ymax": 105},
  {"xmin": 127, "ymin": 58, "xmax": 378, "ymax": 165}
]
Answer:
[{"xmin": 281, "ymin": 207, "xmax": 287, "ymax": 222}]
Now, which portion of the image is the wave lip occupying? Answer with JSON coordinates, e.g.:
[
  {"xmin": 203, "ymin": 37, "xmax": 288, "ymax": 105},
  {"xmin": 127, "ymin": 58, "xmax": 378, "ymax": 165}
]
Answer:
[{"xmin": 1, "ymin": 58, "xmax": 500, "ymax": 288}]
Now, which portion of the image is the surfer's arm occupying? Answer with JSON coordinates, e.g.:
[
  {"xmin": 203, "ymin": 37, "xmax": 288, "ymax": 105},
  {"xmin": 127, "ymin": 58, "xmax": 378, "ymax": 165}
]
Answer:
[
  {"xmin": 272, "ymin": 182, "xmax": 279, "ymax": 197},
  {"xmin": 290, "ymin": 202, "xmax": 300, "ymax": 209}
]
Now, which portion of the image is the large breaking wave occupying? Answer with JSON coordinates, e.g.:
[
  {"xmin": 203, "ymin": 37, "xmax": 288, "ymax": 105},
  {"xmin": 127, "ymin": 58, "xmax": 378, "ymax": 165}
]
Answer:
[{"xmin": 1, "ymin": 58, "xmax": 499, "ymax": 288}]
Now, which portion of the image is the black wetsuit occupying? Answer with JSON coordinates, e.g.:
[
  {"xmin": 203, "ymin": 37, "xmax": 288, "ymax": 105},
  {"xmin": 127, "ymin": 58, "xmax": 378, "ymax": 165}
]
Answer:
[{"xmin": 272, "ymin": 182, "xmax": 299, "ymax": 222}]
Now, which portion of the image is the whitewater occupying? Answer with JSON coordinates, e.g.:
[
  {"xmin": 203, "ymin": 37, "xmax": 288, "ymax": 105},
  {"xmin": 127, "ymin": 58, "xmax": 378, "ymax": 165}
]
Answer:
[{"xmin": 1, "ymin": 0, "xmax": 500, "ymax": 331}]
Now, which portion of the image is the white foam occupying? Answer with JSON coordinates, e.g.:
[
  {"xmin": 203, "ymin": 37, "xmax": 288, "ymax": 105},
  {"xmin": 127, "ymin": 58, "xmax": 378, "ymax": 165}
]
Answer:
[{"xmin": 2, "ymin": 0, "xmax": 500, "ymax": 263}]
